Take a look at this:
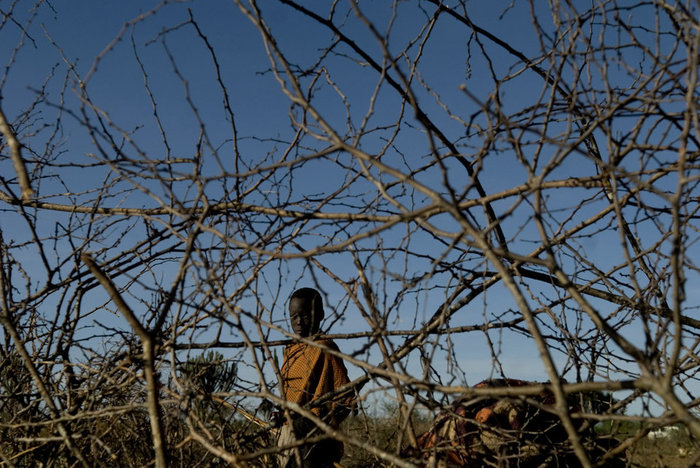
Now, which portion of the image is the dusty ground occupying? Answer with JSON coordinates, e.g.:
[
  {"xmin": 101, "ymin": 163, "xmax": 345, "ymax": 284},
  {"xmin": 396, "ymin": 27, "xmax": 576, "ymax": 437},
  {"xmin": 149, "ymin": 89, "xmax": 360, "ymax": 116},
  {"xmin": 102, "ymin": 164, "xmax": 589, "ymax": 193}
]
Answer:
[{"xmin": 627, "ymin": 440, "xmax": 699, "ymax": 468}]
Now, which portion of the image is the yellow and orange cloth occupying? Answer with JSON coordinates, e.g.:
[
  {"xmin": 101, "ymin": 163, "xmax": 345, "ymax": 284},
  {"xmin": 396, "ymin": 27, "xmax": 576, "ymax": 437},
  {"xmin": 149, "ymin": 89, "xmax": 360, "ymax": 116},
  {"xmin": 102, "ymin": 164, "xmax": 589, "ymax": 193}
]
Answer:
[
  {"xmin": 280, "ymin": 339, "xmax": 351, "ymax": 428},
  {"xmin": 278, "ymin": 339, "xmax": 352, "ymax": 467}
]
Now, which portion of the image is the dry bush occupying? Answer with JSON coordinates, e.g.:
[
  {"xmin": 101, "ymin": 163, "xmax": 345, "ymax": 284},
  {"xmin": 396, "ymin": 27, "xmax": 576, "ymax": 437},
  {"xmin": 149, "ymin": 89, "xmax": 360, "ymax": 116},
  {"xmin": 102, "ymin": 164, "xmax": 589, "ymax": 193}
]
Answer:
[{"xmin": 1, "ymin": 0, "xmax": 699, "ymax": 466}]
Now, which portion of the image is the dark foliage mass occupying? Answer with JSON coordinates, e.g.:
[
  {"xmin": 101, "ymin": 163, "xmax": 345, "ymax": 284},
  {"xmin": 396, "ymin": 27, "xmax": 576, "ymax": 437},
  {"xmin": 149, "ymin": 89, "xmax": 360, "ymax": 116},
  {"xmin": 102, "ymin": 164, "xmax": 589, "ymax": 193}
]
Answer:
[{"xmin": 407, "ymin": 379, "xmax": 624, "ymax": 467}]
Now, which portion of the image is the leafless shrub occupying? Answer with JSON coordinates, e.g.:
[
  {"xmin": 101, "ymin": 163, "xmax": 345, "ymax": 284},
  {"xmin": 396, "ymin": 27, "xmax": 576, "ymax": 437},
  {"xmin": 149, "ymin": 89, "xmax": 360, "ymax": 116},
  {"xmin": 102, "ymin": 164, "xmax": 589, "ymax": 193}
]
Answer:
[{"xmin": 1, "ymin": 0, "xmax": 698, "ymax": 466}]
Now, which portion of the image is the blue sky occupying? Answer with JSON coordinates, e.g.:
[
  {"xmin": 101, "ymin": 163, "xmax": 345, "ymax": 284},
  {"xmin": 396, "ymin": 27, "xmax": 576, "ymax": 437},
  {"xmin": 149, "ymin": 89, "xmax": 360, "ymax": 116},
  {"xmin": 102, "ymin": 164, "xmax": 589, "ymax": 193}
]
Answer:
[{"xmin": 1, "ymin": 0, "xmax": 698, "ymax": 419}]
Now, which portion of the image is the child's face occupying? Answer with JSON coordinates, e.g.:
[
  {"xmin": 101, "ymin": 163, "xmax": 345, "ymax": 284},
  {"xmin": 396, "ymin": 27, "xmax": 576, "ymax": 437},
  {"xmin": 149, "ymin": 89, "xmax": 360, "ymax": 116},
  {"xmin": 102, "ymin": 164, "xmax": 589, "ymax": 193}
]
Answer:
[{"xmin": 289, "ymin": 296, "xmax": 322, "ymax": 336}]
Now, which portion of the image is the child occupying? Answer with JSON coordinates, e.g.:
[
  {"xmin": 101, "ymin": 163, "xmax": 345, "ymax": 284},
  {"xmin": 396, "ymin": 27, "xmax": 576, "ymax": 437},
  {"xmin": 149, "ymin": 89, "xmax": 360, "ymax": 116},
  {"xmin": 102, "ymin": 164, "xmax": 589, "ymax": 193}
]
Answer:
[{"xmin": 277, "ymin": 287, "xmax": 353, "ymax": 468}]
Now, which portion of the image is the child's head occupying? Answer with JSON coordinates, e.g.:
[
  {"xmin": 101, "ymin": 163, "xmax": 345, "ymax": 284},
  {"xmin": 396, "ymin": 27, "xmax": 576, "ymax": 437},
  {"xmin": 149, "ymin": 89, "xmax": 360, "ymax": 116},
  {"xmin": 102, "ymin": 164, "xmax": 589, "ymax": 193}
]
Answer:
[{"xmin": 288, "ymin": 287, "xmax": 325, "ymax": 337}]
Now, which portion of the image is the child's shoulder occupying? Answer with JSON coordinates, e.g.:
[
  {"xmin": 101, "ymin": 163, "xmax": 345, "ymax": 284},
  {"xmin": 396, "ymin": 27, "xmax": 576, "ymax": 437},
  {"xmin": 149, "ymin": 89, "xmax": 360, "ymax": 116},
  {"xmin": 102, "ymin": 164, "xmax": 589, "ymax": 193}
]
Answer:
[
  {"xmin": 316, "ymin": 338, "xmax": 340, "ymax": 350},
  {"xmin": 285, "ymin": 338, "xmax": 339, "ymax": 354}
]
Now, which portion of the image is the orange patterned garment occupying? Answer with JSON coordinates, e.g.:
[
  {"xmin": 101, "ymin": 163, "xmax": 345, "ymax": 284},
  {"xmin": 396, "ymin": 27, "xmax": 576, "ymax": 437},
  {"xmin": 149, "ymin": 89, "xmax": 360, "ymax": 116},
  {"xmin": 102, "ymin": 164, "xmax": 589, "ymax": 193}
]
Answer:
[{"xmin": 281, "ymin": 339, "xmax": 351, "ymax": 428}]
